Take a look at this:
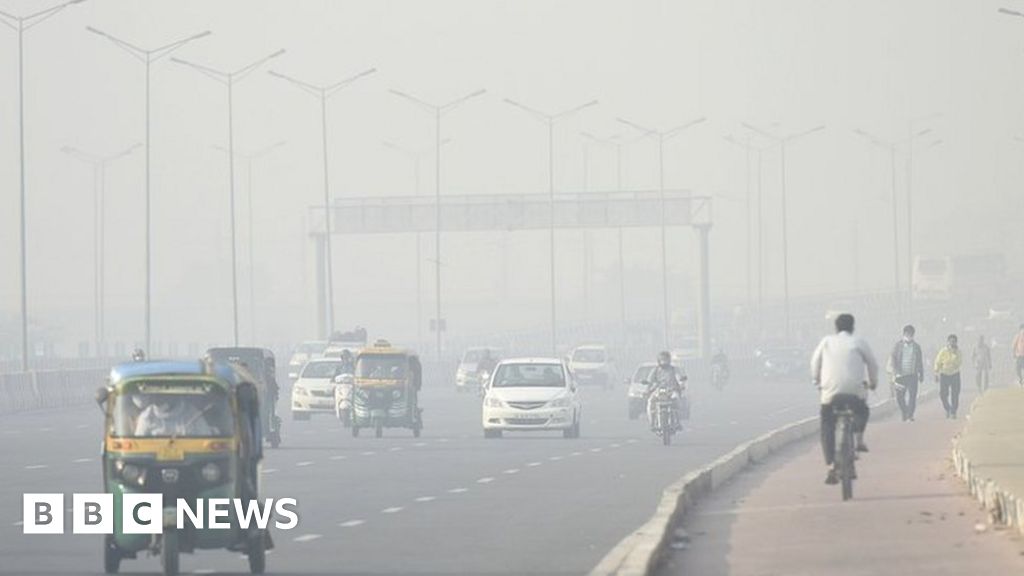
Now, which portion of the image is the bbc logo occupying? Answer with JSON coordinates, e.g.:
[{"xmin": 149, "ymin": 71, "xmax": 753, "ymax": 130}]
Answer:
[{"xmin": 24, "ymin": 493, "xmax": 164, "ymax": 535}]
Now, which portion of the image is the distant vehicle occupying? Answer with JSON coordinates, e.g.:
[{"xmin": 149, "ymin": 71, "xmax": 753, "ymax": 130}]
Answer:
[
  {"xmin": 913, "ymin": 253, "xmax": 1007, "ymax": 302},
  {"xmin": 351, "ymin": 340, "xmax": 423, "ymax": 438},
  {"xmin": 329, "ymin": 327, "xmax": 369, "ymax": 350},
  {"xmin": 290, "ymin": 358, "xmax": 345, "ymax": 420},
  {"xmin": 755, "ymin": 347, "xmax": 805, "ymax": 380},
  {"xmin": 567, "ymin": 345, "xmax": 614, "ymax": 390},
  {"xmin": 482, "ymin": 358, "xmax": 582, "ymax": 439},
  {"xmin": 626, "ymin": 362, "xmax": 657, "ymax": 420},
  {"xmin": 671, "ymin": 336, "xmax": 701, "ymax": 364},
  {"xmin": 288, "ymin": 340, "xmax": 328, "ymax": 379},
  {"xmin": 455, "ymin": 346, "xmax": 502, "ymax": 393}
]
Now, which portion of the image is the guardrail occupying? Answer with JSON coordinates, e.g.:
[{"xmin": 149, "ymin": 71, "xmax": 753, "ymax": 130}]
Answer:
[{"xmin": 0, "ymin": 368, "xmax": 109, "ymax": 415}]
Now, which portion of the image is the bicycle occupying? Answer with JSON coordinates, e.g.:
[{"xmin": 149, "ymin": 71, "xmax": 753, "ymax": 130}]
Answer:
[{"xmin": 835, "ymin": 406, "xmax": 857, "ymax": 501}]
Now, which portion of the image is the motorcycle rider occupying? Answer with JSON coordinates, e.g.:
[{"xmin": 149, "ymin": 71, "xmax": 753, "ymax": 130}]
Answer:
[
  {"xmin": 646, "ymin": 351, "xmax": 686, "ymax": 430},
  {"xmin": 338, "ymin": 349, "xmax": 355, "ymax": 375},
  {"xmin": 131, "ymin": 348, "xmax": 146, "ymax": 362},
  {"xmin": 811, "ymin": 313, "xmax": 879, "ymax": 485},
  {"xmin": 711, "ymin": 348, "xmax": 730, "ymax": 384}
]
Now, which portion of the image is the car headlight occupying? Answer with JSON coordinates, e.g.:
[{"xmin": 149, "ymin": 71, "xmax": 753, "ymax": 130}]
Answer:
[
  {"xmin": 293, "ymin": 385, "xmax": 308, "ymax": 396},
  {"xmin": 200, "ymin": 462, "xmax": 221, "ymax": 483},
  {"xmin": 548, "ymin": 396, "xmax": 571, "ymax": 408},
  {"xmin": 484, "ymin": 396, "xmax": 504, "ymax": 408}
]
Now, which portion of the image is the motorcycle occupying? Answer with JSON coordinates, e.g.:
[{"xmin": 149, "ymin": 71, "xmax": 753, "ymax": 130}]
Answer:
[
  {"xmin": 334, "ymin": 373, "xmax": 355, "ymax": 427},
  {"xmin": 477, "ymin": 370, "xmax": 491, "ymax": 398},
  {"xmin": 650, "ymin": 386, "xmax": 680, "ymax": 446}
]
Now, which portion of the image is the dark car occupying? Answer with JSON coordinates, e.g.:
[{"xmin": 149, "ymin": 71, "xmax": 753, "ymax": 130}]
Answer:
[{"xmin": 755, "ymin": 347, "xmax": 805, "ymax": 380}]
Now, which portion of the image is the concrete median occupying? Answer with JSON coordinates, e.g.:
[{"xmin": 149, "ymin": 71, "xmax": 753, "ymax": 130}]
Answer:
[
  {"xmin": 590, "ymin": 393, "xmax": 902, "ymax": 576},
  {"xmin": 953, "ymin": 388, "xmax": 1024, "ymax": 538}
]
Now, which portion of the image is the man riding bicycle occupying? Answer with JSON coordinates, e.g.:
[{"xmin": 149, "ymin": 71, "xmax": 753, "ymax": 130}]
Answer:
[{"xmin": 811, "ymin": 313, "xmax": 879, "ymax": 485}]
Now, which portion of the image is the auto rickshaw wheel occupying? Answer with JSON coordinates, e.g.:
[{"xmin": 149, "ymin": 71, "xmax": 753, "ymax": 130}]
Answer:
[
  {"xmin": 374, "ymin": 421, "xmax": 384, "ymax": 438},
  {"xmin": 103, "ymin": 535, "xmax": 120, "ymax": 574},
  {"xmin": 162, "ymin": 529, "xmax": 179, "ymax": 576},
  {"xmin": 412, "ymin": 426, "xmax": 421, "ymax": 438},
  {"xmin": 247, "ymin": 530, "xmax": 266, "ymax": 574},
  {"xmin": 351, "ymin": 425, "xmax": 360, "ymax": 437}
]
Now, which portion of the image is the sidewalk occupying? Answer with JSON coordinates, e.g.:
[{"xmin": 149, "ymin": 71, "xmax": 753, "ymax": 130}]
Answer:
[{"xmin": 658, "ymin": 394, "xmax": 1024, "ymax": 576}]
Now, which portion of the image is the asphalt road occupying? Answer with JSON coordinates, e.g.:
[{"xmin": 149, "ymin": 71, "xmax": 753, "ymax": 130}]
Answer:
[{"xmin": 0, "ymin": 371, "xmax": 820, "ymax": 575}]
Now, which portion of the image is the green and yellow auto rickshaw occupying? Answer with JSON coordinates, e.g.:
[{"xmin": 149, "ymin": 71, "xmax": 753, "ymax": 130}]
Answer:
[
  {"xmin": 205, "ymin": 347, "xmax": 282, "ymax": 448},
  {"xmin": 351, "ymin": 340, "xmax": 423, "ymax": 438},
  {"xmin": 96, "ymin": 359, "xmax": 269, "ymax": 576}
]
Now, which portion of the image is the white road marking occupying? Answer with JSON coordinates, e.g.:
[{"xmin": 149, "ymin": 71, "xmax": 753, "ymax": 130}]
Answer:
[
  {"xmin": 527, "ymin": 461, "xmax": 542, "ymax": 467},
  {"xmin": 448, "ymin": 488, "xmax": 468, "ymax": 494},
  {"xmin": 548, "ymin": 456, "xmax": 563, "ymax": 461},
  {"xmin": 389, "ymin": 446, "xmax": 402, "ymax": 452},
  {"xmin": 570, "ymin": 452, "xmax": 582, "ymax": 457},
  {"xmin": 293, "ymin": 533, "xmax": 322, "ymax": 543},
  {"xmin": 476, "ymin": 477, "xmax": 495, "ymax": 484},
  {"xmin": 193, "ymin": 569, "xmax": 216, "ymax": 574},
  {"xmin": 609, "ymin": 443, "xmax": 621, "ymax": 449},
  {"xmin": 12, "ymin": 521, "xmax": 23, "ymax": 526},
  {"xmin": 263, "ymin": 468, "xmax": 278, "ymax": 474},
  {"xmin": 437, "ymin": 438, "xmax": 450, "ymax": 443},
  {"xmin": 39, "ymin": 427, "xmax": 53, "ymax": 432},
  {"xmin": 414, "ymin": 496, "xmax": 436, "ymax": 503},
  {"xmin": 590, "ymin": 448, "xmax": 603, "ymax": 453},
  {"xmin": 381, "ymin": 506, "xmax": 403, "ymax": 514},
  {"xmin": 503, "ymin": 468, "xmax": 519, "ymax": 475},
  {"xmin": 329, "ymin": 455, "xmax": 347, "ymax": 461},
  {"xmin": 361, "ymin": 451, "xmax": 376, "ymax": 456},
  {"xmin": 627, "ymin": 439, "xmax": 639, "ymax": 444},
  {"xmin": 72, "ymin": 458, "xmax": 93, "ymax": 464},
  {"xmin": 75, "ymin": 424, "xmax": 88, "ymax": 429},
  {"xmin": 413, "ymin": 442, "xmax": 427, "ymax": 447},
  {"xmin": 338, "ymin": 520, "xmax": 365, "ymax": 528},
  {"xmin": 25, "ymin": 464, "xmax": 47, "ymax": 470},
  {"xmin": 296, "ymin": 461, "xmax": 314, "ymax": 467}
]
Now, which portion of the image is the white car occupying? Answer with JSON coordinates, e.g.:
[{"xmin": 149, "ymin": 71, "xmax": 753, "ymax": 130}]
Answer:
[
  {"xmin": 288, "ymin": 340, "xmax": 328, "ymax": 379},
  {"xmin": 568, "ymin": 345, "xmax": 615, "ymax": 389},
  {"xmin": 290, "ymin": 358, "xmax": 344, "ymax": 420},
  {"xmin": 481, "ymin": 358, "xmax": 582, "ymax": 439}
]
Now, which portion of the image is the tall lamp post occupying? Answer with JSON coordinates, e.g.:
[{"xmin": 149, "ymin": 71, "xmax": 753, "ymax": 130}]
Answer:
[
  {"xmin": 85, "ymin": 25, "xmax": 210, "ymax": 355},
  {"xmin": 0, "ymin": 0, "xmax": 89, "ymax": 370},
  {"xmin": 214, "ymin": 141, "xmax": 285, "ymax": 344},
  {"xmin": 724, "ymin": 134, "xmax": 769, "ymax": 326},
  {"xmin": 391, "ymin": 87, "xmax": 487, "ymax": 360},
  {"xmin": 172, "ymin": 49, "xmax": 285, "ymax": 346},
  {"xmin": 505, "ymin": 98, "xmax": 598, "ymax": 354},
  {"xmin": 616, "ymin": 116, "xmax": 705, "ymax": 348},
  {"xmin": 742, "ymin": 122, "xmax": 825, "ymax": 341},
  {"xmin": 61, "ymin": 144, "xmax": 141, "ymax": 355},
  {"xmin": 580, "ymin": 131, "xmax": 628, "ymax": 342},
  {"xmin": 269, "ymin": 67, "xmax": 376, "ymax": 339}
]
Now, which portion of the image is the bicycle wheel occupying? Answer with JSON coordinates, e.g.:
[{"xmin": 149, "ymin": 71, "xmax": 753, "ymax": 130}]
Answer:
[{"xmin": 839, "ymin": 416, "xmax": 854, "ymax": 501}]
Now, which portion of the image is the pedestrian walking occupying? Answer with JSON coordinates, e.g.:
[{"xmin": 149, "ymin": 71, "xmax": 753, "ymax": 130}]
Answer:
[
  {"xmin": 973, "ymin": 335, "xmax": 992, "ymax": 394},
  {"xmin": 934, "ymin": 334, "xmax": 963, "ymax": 419},
  {"xmin": 887, "ymin": 325, "xmax": 924, "ymax": 421}
]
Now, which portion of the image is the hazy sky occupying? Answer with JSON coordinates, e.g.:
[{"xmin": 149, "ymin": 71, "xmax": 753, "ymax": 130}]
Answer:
[{"xmin": 0, "ymin": 0, "xmax": 1021, "ymax": 354}]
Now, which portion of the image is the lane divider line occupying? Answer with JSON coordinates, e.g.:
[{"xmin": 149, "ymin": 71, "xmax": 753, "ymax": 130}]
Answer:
[
  {"xmin": 296, "ymin": 461, "xmax": 315, "ymax": 467},
  {"xmin": 293, "ymin": 534, "xmax": 322, "ymax": 543},
  {"xmin": 381, "ymin": 507, "xmax": 403, "ymax": 514},
  {"xmin": 448, "ymin": 488, "xmax": 468, "ymax": 494},
  {"xmin": 24, "ymin": 464, "xmax": 47, "ymax": 470},
  {"xmin": 414, "ymin": 496, "xmax": 436, "ymax": 503},
  {"xmin": 476, "ymin": 477, "xmax": 495, "ymax": 484},
  {"xmin": 338, "ymin": 520, "xmax": 365, "ymax": 528}
]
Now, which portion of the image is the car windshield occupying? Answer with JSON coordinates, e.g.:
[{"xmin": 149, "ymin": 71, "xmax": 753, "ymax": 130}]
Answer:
[
  {"xmin": 357, "ymin": 355, "xmax": 407, "ymax": 379},
  {"xmin": 492, "ymin": 363, "xmax": 565, "ymax": 388},
  {"xmin": 112, "ymin": 381, "xmax": 233, "ymax": 438},
  {"xmin": 302, "ymin": 361, "xmax": 345, "ymax": 378},
  {"xmin": 632, "ymin": 365, "xmax": 655, "ymax": 382},
  {"xmin": 573, "ymin": 349, "xmax": 606, "ymax": 363}
]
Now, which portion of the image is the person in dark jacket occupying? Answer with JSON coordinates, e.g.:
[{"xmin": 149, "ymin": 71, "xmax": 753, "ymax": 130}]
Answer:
[{"xmin": 888, "ymin": 325, "xmax": 924, "ymax": 422}]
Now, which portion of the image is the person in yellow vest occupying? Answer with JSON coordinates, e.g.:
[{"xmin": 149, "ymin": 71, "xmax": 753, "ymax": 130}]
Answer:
[{"xmin": 934, "ymin": 334, "xmax": 963, "ymax": 419}]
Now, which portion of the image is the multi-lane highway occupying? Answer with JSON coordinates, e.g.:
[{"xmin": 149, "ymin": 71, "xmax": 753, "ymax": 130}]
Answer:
[{"xmin": 0, "ymin": 371, "xmax": 821, "ymax": 575}]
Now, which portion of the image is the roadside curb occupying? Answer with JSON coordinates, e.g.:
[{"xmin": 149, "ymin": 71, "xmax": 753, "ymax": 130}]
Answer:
[
  {"xmin": 952, "ymin": 395, "xmax": 1024, "ymax": 538},
  {"xmin": 589, "ymin": 394, "xmax": 904, "ymax": 576}
]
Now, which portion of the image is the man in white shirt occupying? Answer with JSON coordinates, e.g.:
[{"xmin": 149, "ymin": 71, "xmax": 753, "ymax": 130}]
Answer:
[{"xmin": 811, "ymin": 313, "xmax": 879, "ymax": 485}]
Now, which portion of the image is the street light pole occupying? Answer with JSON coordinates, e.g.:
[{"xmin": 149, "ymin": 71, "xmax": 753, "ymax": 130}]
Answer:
[
  {"xmin": 173, "ymin": 49, "xmax": 285, "ymax": 346},
  {"xmin": 61, "ymin": 144, "xmax": 141, "ymax": 355},
  {"xmin": 391, "ymin": 88, "xmax": 486, "ymax": 360},
  {"xmin": 213, "ymin": 141, "xmax": 285, "ymax": 344},
  {"xmin": 617, "ymin": 116, "xmax": 705, "ymax": 349},
  {"xmin": 506, "ymin": 98, "xmax": 598, "ymax": 354},
  {"xmin": 0, "ymin": 0, "xmax": 88, "ymax": 370},
  {"xmin": 724, "ymin": 134, "xmax": 770, "ymax": 318},
  {"xmin": 270, "ymin": 67, "xmax": 377, "ymax": 339},
  {"xmin": 581, "ymin": 131, "xmax": 628, "ymax": 341},
  {"xmin": 85, "ymin": 25, "xmax": 210, "ymax": 355},
  {"xmin": 742, "ymin": 123, "xmax": 825, "ymax": 341}
]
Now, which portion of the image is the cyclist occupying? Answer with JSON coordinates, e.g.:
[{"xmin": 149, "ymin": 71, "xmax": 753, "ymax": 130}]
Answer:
[{"xmin": 811, "ymin": 313, "xmax": 879, "ymax": 485}]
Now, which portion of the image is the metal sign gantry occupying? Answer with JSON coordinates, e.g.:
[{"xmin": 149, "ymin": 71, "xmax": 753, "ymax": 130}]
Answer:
[{"xmin": 309, "ymin": 190, "xmax": 714, "ymax": 356}]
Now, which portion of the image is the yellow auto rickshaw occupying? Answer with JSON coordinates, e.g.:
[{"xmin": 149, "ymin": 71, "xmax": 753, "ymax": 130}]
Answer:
[
  {"xmin": 96, "ymin": 359, "xmax": 269, "ymax": 576},
  {"xmin": 351, "ymin": 340, "xmax": 423, "ymax": 438}
]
